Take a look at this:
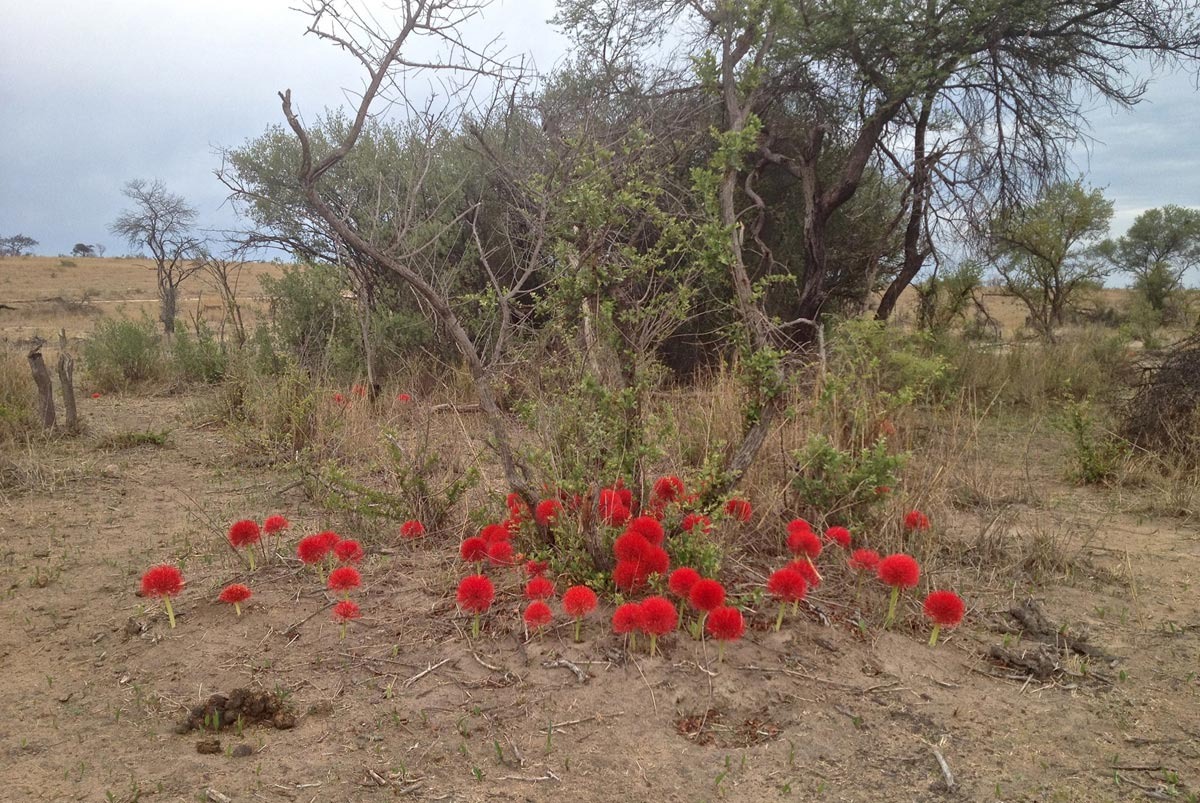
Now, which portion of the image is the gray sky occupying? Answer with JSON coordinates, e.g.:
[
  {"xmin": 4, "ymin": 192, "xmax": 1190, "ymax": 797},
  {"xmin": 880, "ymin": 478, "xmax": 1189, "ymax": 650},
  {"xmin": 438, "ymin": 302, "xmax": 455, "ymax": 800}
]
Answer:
[{"xmin": 2, "ymin": 1, "xmax": 1198, "ymax": 271}]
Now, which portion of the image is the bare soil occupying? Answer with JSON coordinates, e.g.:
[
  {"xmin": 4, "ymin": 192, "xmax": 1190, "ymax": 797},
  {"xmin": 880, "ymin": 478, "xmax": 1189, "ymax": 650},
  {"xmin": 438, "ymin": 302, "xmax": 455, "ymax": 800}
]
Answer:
[{"xmin": 2, "ymin": 392, "xmax": 1198, "ymax": 803}]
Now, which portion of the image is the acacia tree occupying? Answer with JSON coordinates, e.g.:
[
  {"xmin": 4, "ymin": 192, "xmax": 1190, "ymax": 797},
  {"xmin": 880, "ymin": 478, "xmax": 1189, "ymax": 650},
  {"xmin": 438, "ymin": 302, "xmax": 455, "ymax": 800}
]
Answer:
[
  {"xmin": 110, "ymin": 179, "xmax": 205, "ymax": 334},
  {"xmin": 990, "ymin": 181, "xmax": 1113, "ymax": 338},
  {"xmin": 1102, "ymin": 205, "xmax": 1200, "ymax": 314},
  {"xmin": 0, "ymin": 234, "xmax": 37, "ymax": 257}
]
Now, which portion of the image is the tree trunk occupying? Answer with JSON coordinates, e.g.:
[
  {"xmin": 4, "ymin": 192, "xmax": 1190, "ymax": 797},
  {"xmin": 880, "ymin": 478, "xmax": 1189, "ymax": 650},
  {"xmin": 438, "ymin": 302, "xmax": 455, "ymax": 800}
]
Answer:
[
  {"xmin": 160, "ymin": 282, "xmax": 177, "ymax": 334},
  {"xmin": 27, "ymin": 347, "xmax": 55, "ymax": 429},
  {"xmin": 57, "ymin": 330, "xmax": 78, "ymax": 431}
]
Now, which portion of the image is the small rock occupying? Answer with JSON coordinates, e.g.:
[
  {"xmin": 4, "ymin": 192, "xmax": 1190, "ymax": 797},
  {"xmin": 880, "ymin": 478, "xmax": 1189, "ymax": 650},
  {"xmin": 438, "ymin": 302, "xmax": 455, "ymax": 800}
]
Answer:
[
  {"xmin": 273, "ymin": 711, "xmax": 296, "ymax": 730},
  {"xmin": 196, "ymin": 738, "xmax": 221, "ymax": 754},
  {"xmin": 231, "ymin": 744, "xmax": 253, "ymax": 758}
]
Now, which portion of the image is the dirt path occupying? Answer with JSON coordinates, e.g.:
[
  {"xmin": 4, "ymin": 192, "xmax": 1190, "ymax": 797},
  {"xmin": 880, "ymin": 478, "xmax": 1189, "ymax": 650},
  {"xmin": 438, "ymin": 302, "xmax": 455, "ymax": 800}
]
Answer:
[{"xmin": 1, "ymin": 395, "xmax": 1198, "ymax": 802}]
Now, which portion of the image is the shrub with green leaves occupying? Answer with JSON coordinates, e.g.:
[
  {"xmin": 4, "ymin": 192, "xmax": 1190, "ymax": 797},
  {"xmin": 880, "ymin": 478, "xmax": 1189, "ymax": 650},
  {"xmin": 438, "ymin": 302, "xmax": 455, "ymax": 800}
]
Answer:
[
  {"xmin": 82, "ymin": 317, "xmax": 166, "ymax": 391},
  {"xmin": 791, "ymin": 435, "xmax": 906, "ymax": 524},
  {"xmin": 172, "ymin": 321, "xmax": 227, "ymax": 383}
]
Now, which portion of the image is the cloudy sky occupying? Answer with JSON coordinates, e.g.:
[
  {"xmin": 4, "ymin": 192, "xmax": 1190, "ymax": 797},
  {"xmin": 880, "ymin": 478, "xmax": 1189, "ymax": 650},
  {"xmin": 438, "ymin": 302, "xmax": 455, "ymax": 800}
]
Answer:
[{"xmin": 2, "ymin": 1, "xmax": 1198, "ymax": 269}]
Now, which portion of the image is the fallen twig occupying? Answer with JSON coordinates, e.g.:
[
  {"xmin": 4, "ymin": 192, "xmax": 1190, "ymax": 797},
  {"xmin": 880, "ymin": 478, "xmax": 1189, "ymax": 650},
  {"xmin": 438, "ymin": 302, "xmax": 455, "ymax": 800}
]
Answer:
[
  {"xmin": 538, "ymin": 712, "xmax": 623, "ymax": 732},
  {"xmin": 932, "ymin": 747, "xmax": 955, "ymax": 791},
  {"xmin": 542, "ymin": 657, "xmax": 590, "ymax": 683},
  {"xmin": 403, "ymin": 658, "xmax": 452, "ymax": 688}
]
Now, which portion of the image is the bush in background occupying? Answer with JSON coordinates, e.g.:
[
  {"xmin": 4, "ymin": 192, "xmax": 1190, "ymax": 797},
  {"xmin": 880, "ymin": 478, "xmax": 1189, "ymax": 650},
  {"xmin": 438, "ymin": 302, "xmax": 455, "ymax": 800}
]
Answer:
[{"xmin": 82, "ymin": 317, "xmax": 166, "ymax": 391}]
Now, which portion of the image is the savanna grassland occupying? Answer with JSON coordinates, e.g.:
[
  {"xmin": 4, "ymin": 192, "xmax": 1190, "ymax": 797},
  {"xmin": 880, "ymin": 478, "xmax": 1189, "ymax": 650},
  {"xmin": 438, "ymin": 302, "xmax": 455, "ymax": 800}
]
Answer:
[{"xmin": 1, "ymin": 257, "xmax": 1199, "ymax": 803}]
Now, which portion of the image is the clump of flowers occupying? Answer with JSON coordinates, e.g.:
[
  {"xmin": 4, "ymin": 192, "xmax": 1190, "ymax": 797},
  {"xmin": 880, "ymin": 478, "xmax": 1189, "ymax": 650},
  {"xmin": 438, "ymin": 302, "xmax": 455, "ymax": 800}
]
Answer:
[
  {"xmin": 535, "ymin": 499, "xmax": 563, "ymax": 527},
  {"xmin": 923, "ymin": 590, "xmax": 965, "ymax": 646},
  {"xmin": 328, "ymin": 566, "xmax": 361, "ymax": 598},
  {"xmin": 228, "ymin": 519, "xmax": 262, "ymax": 571},
  {"xmin": 705, "ymin": 606, "xmax": 745, "ymax": 662},
  {"xmin": 399, "ymin": 520, "xmax": 425, "ymax": 539},
  {"xmin": 766, "ymin": 567, "xmax": 808, "ymax": 631},
  {"xmin": 524, "ymin": 560, "xmax": 549, "ymax": 577},
  {"xmin": 140, "ymin": 564, "xmax": 185, "ymax": 628},
  {"xmin": 218, "ymin": 583, "xmax": 252, "ymax": 617},
  {"xmin": 263, "ymin": 515, "xmax": 289, "ymax": 535},
  {"xmin": 904, "ymin": 510, "xmax": 931, "ymax": 531},
  {"xmin": 333, "ymin": 599, "xmax": 361, "ymax": 639},
  {"xmin": 563, "ymin": 585, "xmax": 598, "ymax": 642},
  {"xmin": 878, "ymin": 553, "xmax": 921, "ymax": 627},
  {"xmin": 639, "ymin": 596, "xmax": 678, "ymax": 656},
  {"xmin": 848, "ymin": 548, "xmax": 882, "ymax": 597},
  {"xmin": 652, "ymin": 475, "xmax": 685, "ymax": 504},
  {"xmin": 457, "ymin": 575, "xmax": 495, "ymax": 638},
  {"xmin": 668, "ymin": 567, "xmax": 701, "ymax": 601},
  {"xmin": 486, "ymin": 540, "xmax": 515, "ymax": 567},
  {"xmin": 681, "ymin": 513, "xmax": 712, "ymax": 535},
  {"xmin": 524, "ymin": 600, "xmax": 553, "ymax": 636},
  {"xmin": 397, "ymin": 393, "xmax": 412, "ymax": 403},
  {"xmin": 824, "ymin": 526, "xmax": 851, "ymax": 549},
  {"xmin": 628, "ymin": 516, "xmax": 665, "ymax": 546}
]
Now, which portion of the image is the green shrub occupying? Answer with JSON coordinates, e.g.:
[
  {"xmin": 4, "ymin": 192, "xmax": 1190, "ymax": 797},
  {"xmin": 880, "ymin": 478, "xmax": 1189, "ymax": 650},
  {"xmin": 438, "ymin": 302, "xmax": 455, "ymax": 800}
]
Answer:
[
  {"xmin": 82, "ymin": 318, "xmax": 166, "ymax": 391},
  {"xmin": 1062, "ymin": 400, "xmax": 1128, "ymax": 485},
  {"xmin": 790, "ymin": 435, "xmax": 906, "ymax": 524},
  {"xmin": 172, "ymin": 321, "xmax": 227, "ymax": 383}
]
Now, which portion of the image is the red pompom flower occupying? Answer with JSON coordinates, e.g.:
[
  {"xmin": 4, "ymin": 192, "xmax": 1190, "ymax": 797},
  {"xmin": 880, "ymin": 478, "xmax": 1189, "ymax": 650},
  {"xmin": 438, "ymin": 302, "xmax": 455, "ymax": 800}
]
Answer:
[
  {"xmin": 668, "ymin": 567, "xmax": 701, "ymax": 599},
  {"xmin": 848, "ymin": 548, "xmax": 882, "ymax": 572},
  {"xmin": 486, "ymin": 540, "xmax": 515, "ymax": 567},
  {"xmin": 628, "ymin": 516, "xmax": 665, "ymax": 546},
  {"xmin": 613, "ymin": 531, "xmax": 651, "ymax": 563},
  {"xmin": 878, "ymin": 553, "xmax": 921, "ymax": 627},
  {"xmin": 824, "ymin": 526, "xmax": 852, "ymax": 548},
  {"xmin": 524, "ymin": 559, "xmax": 549, "ymax": 577},
  {"xmin": 228, "ymin": 519, "xmax": 262, "ymax": 570},
  {"xmin": 334, "ymin": 539, "xmax": 364, "ymax": 564},
  {"xmin": 652, "ymin": 475, "xmax": 685, "ymax": 503},
  {"xmin": 787, "ymin": 559, "xmax": 822, "ymax": 590},
  {"xmin": 705, "ymin": 606, "xmax": 745, "ymax": 661},
  {"xmin": 140, "ymin": 564, "xmax": 185, "ymax": 628},
  {"xmin": 688, "ymin": 578, "xmax": 726, "ymax": 615},
  {"xmin": 638, "ymin": 596, "xmax": 677, "ymax": 656},
  {"xmin": 535, "ymin": 499, "xmax": 563, "ymax": 527},
  {"xmin": 399, "ymin": 520, "xmax": 426, "ymax": 539},
  {"xmin": 787, "ymin": 527, "xmax": 822, "ymax": 560},
  {"xmin": 460, "ymin": 536, "xmax": 488, "ymax": 563},
  {"xmin": 263, "ymin": 514, "xmax": 290, "ymax": 535},
  {"xmin": 613, "ymin": 560, "xmax": 650, "ymax": 594},
  {"xmin": 328, "ymin": 566, "xmax": 361, "ymax": 597},
  {"xmin": 563, "ymin": 585, "xmax": 598, "ymax": 642},
  {"xmin": 218, "ymin": 583, "xmax": 251, "ymax": 617},
  {"xmin": 524, "ymin": 576, "xmax": 555, "ymax": 601},
  {"xmin": 904, "ymin": 510, "xmax": 931, "ymax": 531},
  {"xmin": 923, "ymin": 590, "xmax": 965, "ymax": 646},
  {"xmin": 457, "ymin": 574, "xmax": 495, "ymax": 638},
  {"xmin": 681, "ymin": 513, "xmax": 712, "ymax": 535},
  {"xmin": 333, "ymin": 599, "xmax": 361, "ymax": 639},
  {"xmin": 524, "ymin": 600, "xmax": 553, "ymax": 634},
  {"xmin": 724, "ymin": 498, "xmax": 752, "ymax": 523},
  {"xmin": 766, "ymin": 567, "xmax": 808, "ymax": 631}
]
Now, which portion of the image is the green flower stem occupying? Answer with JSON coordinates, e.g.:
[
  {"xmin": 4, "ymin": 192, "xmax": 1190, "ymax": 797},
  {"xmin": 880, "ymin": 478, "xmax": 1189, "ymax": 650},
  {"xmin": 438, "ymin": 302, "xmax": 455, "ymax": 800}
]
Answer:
[
  {"xmin": 163, "ymin": 596, "xmax": 176, "ymax": 629},
  {"xmin": 234, "ymin": 602, "xmax": 242, "ymax": 617},
  {"xmin": 885, "ymin": 587, "xmax": 900, "ymax": 628},
  {"xmin": 472, "ymin": 613, "xmax": 480, "ymax": 639},
  {"xmin": 649, "ymin": 634, "xmax": 658, "ymax": 657},
  {"xmin": 340, "ymin": 622, "xmax": 347, "ymax": 640},
  {"xmin": 629, "ymin": 632, "xmax": 638, "ymax": 652},
  {"xmin": 929, "ymin": 624, "xmax": 941, "ymax": 647},
  {"xmin": 573, "ymin": 617, "xmax": 582, "ymax": 643},
  {"xmin": 774, "ymin": 604, "xmax": 786, "ymax": 632},
  {"xmin": 717, "ymin": 641, "xmax": 726, "ymax": 664},
  {"xmin": 247, "ymin": 551, "xmax": 256, "ymax": 572}
]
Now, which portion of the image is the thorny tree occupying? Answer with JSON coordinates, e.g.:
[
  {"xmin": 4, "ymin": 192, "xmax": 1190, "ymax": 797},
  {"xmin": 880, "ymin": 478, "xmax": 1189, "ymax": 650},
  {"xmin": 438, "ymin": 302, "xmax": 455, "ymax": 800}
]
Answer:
[{"xmin": 110, "ymin": 179, "xmax": 205, "ymax": 335}]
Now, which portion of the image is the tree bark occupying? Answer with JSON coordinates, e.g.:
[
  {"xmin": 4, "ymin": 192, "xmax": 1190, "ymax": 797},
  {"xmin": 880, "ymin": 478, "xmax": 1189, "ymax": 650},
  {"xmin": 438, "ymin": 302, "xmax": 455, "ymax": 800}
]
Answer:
[{"xmin": 27, "ymin": 347, "xmax": 55, "ymax": 429}]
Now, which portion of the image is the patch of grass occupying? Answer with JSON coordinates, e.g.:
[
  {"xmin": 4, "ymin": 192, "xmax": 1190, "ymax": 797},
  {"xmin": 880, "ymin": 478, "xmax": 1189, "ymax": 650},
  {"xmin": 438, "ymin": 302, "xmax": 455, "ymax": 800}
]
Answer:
[
  {"xmin": 82, "ymin": 317, "xmax": 166, "ymax": 392},
  {"xmin": 95, "ymin": 430, "xmax": 170, "ymax": 450},
  {"xmin": 0, "ymin": 347, "xmax": 38, "ymax": 444}
]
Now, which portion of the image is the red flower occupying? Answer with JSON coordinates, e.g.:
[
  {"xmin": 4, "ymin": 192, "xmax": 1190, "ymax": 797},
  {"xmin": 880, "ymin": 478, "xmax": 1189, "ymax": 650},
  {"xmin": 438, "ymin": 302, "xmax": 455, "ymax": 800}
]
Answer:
[
  {"xmin": 613, "ymin": 532, "xmax": 651, "ymax": 562},
  {"xmin": 878, "ymin": 553, "xmax": 921, "ymax": 588},
  {"xmin": 480, "ymin": 523, "xmax": 510, "ymax": 543},
  {"xmin": 228, "ymin": 519, "xmax": 261, "ymax": 549},
  {"xmin": 486, "ymin": 540, "xmax": 514, "ymax": 566},
  {"xmin": 352, "ymin": 384, "xmax": 367, "ymax": 397},
  {"xmin": 524, "ymin": 560, "xmax": 549, "ymax": 577},
  {"xmin": 848, "ymin": 548, "xmax": 881, "ymax": 572},
  {"xmin": 333, "ymin": 539, "xmax": 364, "ymax": 563},
  {"xmin": 612, "ymin": 602, "xmax": 643, "ymax": 634},
  {"xmin": 535, "ymin": 499, "xmax": 563, "ymax": 527},
  {"xmin": 613, "ymin": 560, "xmax": 650, "ymax": 594},
  {"xmin": 705, "ymin": 606, "xmax": 745, "ymax": 642},
  {"xmin": 297, "ymin": 535, "xmax": 329, "ymax": 565},
  {"xmin": 642, "ymin": 545, "xmax": 670, "ymax": 576},
  {"xmin": 638, "ymin": 596, "xmax": 678, "ymax": 636},
  {"xmin": 333, "ymin": 599, "xmax": 361, "ymax": 622},
  {"xmin": 668, "ymin": 567, "xmax": 701, "ymax": 598},
  {"xmin": 767, "ymin": 568, "xmax": 808, "ymax": 603},
  {"xmin": 681, "ymin": 513, "xmax": 712, "ymax": 535},
  {"xmin": 90, "ymin": 391, "xmax": 102, "ymax": 399},
  {"xmin": 904, "ymin": 510, "xmax": 930, "ymax": 531},
  {"xmin": 787, "ymin": 528, "xmax": 822, "ymax": 560},
  {"xmin": 786, "ymin": 518, "xmax": 813, "ymax": 536},
  {"xmin": 524, "ymin": 576, "xmax": 555, "ymax": 601},
  {"xmin": 262, "ymin": 514, "xmax": 289, "ymax": 534},
  {"xmin": 724, "ymin": 498, "xmax": 752, "ymax": 522},
  {"xmin": 628, "ymin": 516, "xmax": 665, "ymax": 546},
  {"xmin": 506, "ymin": 492, "xmax": 528, "ymax": 519},
  {"xmin": 218, "ymin": 583, "xmax": 252, "ymax": 605},
  {"xmin": 652, "ymin": 475, "xmax": 685, "ymax": 503},
  {"xmin": 456, "ymin": 575, "xmax": 495, "ymax": 614},
  {"xmin": 602, "ymin": 503, "xmax": 631, "ymax": 527},
  {"xmin": 787, "ymin": 559, "xmax": 822, "ymax": 589},
  {"xmin": 141, "ymin": 564, "xmax": 184, "ymax": 597},
  {"xmin": 599, "ymin": 487, "xmax": 632, "ymax": 524},
  {"xmin": 923, "ymin": 590, "xmax": 965, "ymax": 626},
  {"xmin": 317, "ymin": 531, "xmax": 341, "ymax": 551},
  {"xmin": 524, "ymin": 600, "xmax": 553, "ymax": 630},
  {"xmin": 562, "ymin": 586, "xmax": 598, "ymax": 619},
  {"xmin": 399, "ymin": 520, "xmax": 426, "ymax": 539},
  {"xmin": 824, "ymin": 526, "xmax": 852, "ymax": 548},
  {"xmin": 333, "ymin": 392, "xmax": 347, "ymax": 406},
  {"xmin": 459, "ymin": 537, "xmax": 488, "ymax": 563},
  {"xmin": 328, "ymin": 566, "xmax": 361, "ymax": 593},
  {"xmin": 688, "ymin": 578, "xmax": 726, "ymax": 613},
  {"xmin": 396, "ymin": 393, "xmax": 412, "ymax": 403}
]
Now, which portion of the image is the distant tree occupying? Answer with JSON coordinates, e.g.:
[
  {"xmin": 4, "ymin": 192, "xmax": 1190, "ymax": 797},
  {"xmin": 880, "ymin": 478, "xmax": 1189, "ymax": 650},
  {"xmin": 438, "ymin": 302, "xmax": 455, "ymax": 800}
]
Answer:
[
  {"xmin": 71, "ymin": 243, "xmax": 96, "ymax": 258},
  {"xmin": 1100, "ymin": 205, "xmax": 1200, "ymax": 313},
  {"xmin": 93, "ymin": 243, "xmax": 106, "ymax": 257},
  {"xmin": 990, "ymin": 181, "xmax": 1113, "ymax": 339},
  {"xmin": 109, "ymin": 179, "xmax": 205, "ymax": 334},
  {"xmin": 0, "ymin": 234, "xmax": 38, "ymax": 257}
]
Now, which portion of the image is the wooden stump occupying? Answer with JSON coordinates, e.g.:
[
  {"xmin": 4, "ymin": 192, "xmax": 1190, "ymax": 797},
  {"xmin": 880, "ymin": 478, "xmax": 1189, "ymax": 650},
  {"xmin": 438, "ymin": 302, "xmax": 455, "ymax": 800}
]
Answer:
[
  {"xmin": 57, "ymin": 330, "xmax": 78, "ymax": 431},
  {"xmin": 27, "ymin": 346, "xmax": 55, "ymax": 429}
]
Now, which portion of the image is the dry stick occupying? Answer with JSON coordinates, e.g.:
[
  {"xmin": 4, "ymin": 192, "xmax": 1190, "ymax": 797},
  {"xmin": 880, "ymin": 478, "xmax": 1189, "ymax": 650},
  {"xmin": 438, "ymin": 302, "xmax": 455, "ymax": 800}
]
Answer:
[
  {"xmin": 931, "ymin": 747, "xmax": 956, "ymax": 790},
  {"xmin": 403, "ymin": 658, "xmax": 452, "ymax": 688},
  {"xmin": 537, "ymin": 712, "xmax": 624, "ymax": 732},
  {"xmin": 284, "ymin": 600, "xmax": 337, "ymax": 634},
  {"xmin": 542, "ymin": 657, "xmax": 589, "ymax": 683}
]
